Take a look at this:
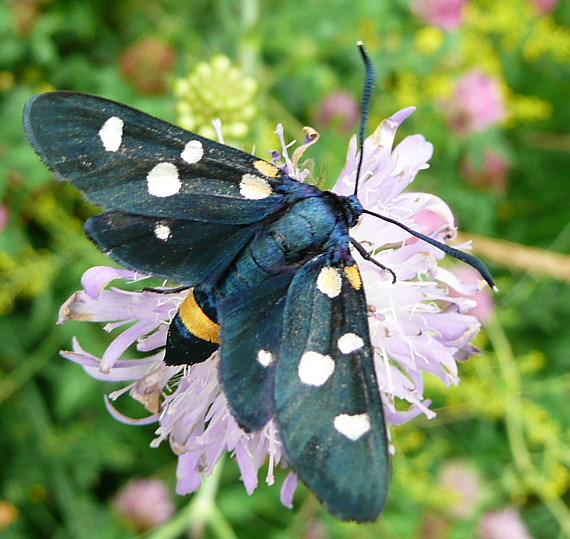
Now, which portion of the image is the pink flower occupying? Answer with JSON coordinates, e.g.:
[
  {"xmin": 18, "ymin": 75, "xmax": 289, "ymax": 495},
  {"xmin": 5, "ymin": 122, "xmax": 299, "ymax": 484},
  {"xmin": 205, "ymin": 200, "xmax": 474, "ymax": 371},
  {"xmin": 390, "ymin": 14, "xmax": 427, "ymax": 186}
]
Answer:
[
  {"xmin": 120, "ymin": 37, "xmax": 175, "ymax": 95},
  {"xmin": 0, "ymin": 204, "xmax": 8, "ymax": 231},
  {"xmin": 529, "ymin": 0, "xmax": 559, "ymax": 14},
  {"xmin": 438, "ymin": 460, "xmax": 481, "ymax": 519},
  {"xmin": 113, "ymin": 478, "xmax": 174, "ymax": 531},
  {"xmin": 478, "ymin": 507, "xmax": 532, "ymax": 539},
  {"xmin": 315, "ymin": 91, "xmax": 360, "ymax": 133},
  {"xmin": 411, "ymin": 0, "xmax": 468, "ymax": 30},
  {"xmin": 461, "ymin": 149, "xmax": 510, "ymax": 192},
  {"xmin": 447, "ymin": 70, "xmax": 506, "ymax": 135}
]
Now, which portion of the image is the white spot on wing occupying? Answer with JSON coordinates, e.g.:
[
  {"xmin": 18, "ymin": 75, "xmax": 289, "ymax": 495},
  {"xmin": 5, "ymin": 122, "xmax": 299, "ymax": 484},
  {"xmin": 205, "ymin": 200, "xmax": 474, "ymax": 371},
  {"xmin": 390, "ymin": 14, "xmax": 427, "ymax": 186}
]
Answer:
[
  {"xmin": 316, "ymin": 266, "xmax": 342, "ymax": 298},
  {"xmin": 298, "ymin": 351, "xmax": 335, "ymax": 386},
  {"xmin": 239, "ymin": 174, "xmax": 272, "ymax": 200},
  {"xmin": 338, "ymin": 333, "xmax": 364, "ymax": 354},
  {"xmin": 147, "ymin": 162, "xmax": 181, "ymax": 197},
  {"xmin": 181, "ymin": 140, "xmax": 204, "ymax": 164},
  {"xmin": 334, "ymin": 413, "xmax": 371, "ymax": 441},
  {"xmin": 256, "ymin": 350, "xmax": 274, "ymax": 367},
  {"xmin": 98, "ymin": 116, "xmax": 123, "ymax": 152},
  {"xmin": 154, "ymin": 223, "xmax": 171, "ymax": 241}
]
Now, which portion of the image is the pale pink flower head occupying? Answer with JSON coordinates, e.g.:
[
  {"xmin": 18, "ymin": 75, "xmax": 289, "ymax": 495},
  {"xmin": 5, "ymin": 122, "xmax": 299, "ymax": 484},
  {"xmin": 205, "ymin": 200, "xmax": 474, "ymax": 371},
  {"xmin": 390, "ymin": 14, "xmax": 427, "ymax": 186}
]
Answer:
[
  {"xmin": 438, "ymin": 460, "xmax": 482, "ymax": 519},
  {"xmin": 412, "ymin": 0, "xmax": 468, "ymax": 30},
  {"xmin": 59, "ymin": 109, "xmax": 489, "ymax": 510},
  {"xmin": 113, "ymin": 478, "xmax": 174, "ymax": 531},
  {"xmin": 447, "ymin": 70, "xmax": 506, "ymax": 135},
  {"xmin": 529, "ymin": 0, "xmax": 559, "ymax": 14},
  {"xmin": 461, "ymin": 149, "xmax": 509, "ymax": 192},
  {"xmin": 478, "ymin": 507, "xmax": 532, "ymax": 539}
]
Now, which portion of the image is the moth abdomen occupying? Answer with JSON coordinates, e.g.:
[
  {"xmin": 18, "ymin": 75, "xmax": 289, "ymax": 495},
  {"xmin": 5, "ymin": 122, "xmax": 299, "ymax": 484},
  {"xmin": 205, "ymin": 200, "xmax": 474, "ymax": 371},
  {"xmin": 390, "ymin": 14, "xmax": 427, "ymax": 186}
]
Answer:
[{"xmin": 165, "ymin": 286, "xmax": 219, "ymax": 366}]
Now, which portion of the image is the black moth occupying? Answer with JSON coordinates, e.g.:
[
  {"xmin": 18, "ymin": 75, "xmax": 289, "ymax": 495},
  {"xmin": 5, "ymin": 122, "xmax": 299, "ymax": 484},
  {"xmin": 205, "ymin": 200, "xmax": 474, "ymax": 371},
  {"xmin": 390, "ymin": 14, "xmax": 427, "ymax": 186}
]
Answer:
[{"xmin": 23, "ymin": 44, "xmax": 495, "ymax": 522}]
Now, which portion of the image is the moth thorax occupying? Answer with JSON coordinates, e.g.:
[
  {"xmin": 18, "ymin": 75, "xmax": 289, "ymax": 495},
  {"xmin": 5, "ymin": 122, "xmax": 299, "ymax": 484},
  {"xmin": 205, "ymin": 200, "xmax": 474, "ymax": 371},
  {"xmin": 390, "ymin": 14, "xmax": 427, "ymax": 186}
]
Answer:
[{"xmin": 337, "ymin": 194, "xmax": 364, "ymax": 228}]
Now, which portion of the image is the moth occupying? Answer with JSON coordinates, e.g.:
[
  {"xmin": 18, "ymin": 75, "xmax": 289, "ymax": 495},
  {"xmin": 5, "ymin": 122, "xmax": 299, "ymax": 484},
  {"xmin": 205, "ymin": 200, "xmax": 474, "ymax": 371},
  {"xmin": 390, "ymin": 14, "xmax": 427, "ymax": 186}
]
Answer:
[{"xmin": 23, "ymin": 45, "xmax": 495, "ymax": 522}]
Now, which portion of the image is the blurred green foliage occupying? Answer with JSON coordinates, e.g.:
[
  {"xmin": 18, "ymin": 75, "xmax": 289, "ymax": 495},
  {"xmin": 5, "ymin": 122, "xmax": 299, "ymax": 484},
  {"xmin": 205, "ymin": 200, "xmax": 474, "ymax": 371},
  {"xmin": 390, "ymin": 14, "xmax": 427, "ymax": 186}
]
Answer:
[{"xmin": 1, "ymin": 0, "xmax": 569, "ymax": 537}]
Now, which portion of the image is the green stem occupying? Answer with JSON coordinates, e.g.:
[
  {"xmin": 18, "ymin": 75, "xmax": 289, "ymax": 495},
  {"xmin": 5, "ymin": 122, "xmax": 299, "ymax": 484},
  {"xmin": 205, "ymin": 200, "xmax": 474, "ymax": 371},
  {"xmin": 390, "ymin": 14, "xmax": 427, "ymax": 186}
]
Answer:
[
  {"xmin": 238, "ymin": 0, "xmax": 260, "ymax": 76},
  {"xmin": 487, "ymin": 315, "xmax": 528, "ymax": 470},
  {"xmin": 487, "ymin": 314, "xmax": 570, "ymax": 536}
]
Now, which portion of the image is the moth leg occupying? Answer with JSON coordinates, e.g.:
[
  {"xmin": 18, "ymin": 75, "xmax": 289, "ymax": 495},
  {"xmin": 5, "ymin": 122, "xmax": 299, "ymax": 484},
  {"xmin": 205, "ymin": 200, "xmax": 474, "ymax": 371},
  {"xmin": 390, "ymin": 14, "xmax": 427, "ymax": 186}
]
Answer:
[{"xmin": 350, "ymin": 237, "xmax": 396, "ymax": 283}]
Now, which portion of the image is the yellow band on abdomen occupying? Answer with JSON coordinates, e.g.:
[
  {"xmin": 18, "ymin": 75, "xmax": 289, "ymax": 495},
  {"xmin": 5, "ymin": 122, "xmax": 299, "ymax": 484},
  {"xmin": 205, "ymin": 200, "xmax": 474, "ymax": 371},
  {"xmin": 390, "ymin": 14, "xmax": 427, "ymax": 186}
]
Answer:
[{"xmin": 179, "ymin": 288, "xmax": 220, "ymax": 343}]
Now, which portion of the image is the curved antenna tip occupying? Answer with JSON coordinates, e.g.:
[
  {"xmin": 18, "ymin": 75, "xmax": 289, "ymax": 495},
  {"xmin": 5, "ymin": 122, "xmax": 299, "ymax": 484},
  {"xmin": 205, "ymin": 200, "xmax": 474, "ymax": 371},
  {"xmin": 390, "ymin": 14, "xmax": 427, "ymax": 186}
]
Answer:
[
  {"xmin": 362, "ymin": 208, "xmax": 498, "ymax": 292},
  {"xmin": 354, "ymin": 42, "xmax": 374, "ymax": 198}
]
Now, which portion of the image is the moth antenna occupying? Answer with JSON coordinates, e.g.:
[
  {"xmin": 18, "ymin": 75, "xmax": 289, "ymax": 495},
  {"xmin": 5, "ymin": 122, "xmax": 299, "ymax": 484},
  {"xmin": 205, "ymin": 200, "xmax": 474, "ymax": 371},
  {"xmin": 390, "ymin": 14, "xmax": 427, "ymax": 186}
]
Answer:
[
  {"xmin": 362, "ymin": 208, "xmax": 498, "ymax": 291},
  {"xmin": 354, "ymin": 41, "xmax": 374, "ymax": 199}
]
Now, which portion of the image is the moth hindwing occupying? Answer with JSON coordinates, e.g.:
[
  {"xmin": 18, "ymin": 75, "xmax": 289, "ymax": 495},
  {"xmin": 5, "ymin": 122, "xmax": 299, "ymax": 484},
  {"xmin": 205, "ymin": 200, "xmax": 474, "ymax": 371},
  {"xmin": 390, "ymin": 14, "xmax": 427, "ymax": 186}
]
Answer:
[{"xmin": 23, "ymin": 91, "xmax": 390, "ymax": 522}]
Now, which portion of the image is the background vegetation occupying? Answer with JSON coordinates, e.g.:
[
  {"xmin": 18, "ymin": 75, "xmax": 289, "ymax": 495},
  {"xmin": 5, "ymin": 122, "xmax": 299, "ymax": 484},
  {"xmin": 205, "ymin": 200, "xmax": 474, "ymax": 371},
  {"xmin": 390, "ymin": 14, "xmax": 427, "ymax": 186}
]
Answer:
[{"xmin": 1, "ymin": 0, "xmax": 569, "ymax": 537}]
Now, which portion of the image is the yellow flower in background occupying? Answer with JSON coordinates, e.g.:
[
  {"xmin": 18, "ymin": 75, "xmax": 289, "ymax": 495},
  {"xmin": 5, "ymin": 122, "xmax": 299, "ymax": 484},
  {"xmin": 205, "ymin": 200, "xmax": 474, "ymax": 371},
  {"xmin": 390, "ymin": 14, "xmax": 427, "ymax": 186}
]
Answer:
[
  {"xmin": 0, "ymin": 71, "xmax": 14, "ymax": 92},
  {"xmin": 506, "ymin": 94, "xmax": 553, "ymax": 125},
  {"xmin": 424, "ymin": 73, "xmax": 453, "ymax": 100},
  {"xmin": 524, "ymin": 17, "xmax": 570, "ymax": 62},
  {"xmin": 459, "ymin": 30, "xmax": 504, "ymax": 75},
  {"xmin": 393, "ymin": 72, "xmax": 421, "ymax": 110},
  {"xmin": 414, "ymin": 27, "xmax": 445, "ymax": 55}
]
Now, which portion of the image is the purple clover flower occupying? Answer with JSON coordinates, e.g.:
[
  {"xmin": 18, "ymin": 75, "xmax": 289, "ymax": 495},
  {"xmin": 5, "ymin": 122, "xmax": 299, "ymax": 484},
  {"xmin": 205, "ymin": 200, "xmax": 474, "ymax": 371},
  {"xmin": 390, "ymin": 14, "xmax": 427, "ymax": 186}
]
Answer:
[
  {"xmin": 478, "ymin": 507, "xmax": 532, "ymax": 539},
  {"xmin": 315, "ymin": 91, "xmax": 360, "ymax": 133},
  {"xmin": 59, "ymin": 108, "xmax": 486, "ymax": 506},
  {"xmin": 529, "ymin": 0, "xmax": 559, "ymax": 14},
  {"xmin": 446, "ymin": 70, "xmax": 506, "ymax": 135},
  {"xmin": 113, "ymin": 478, "xmax": 175, "ymax": 531}
]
